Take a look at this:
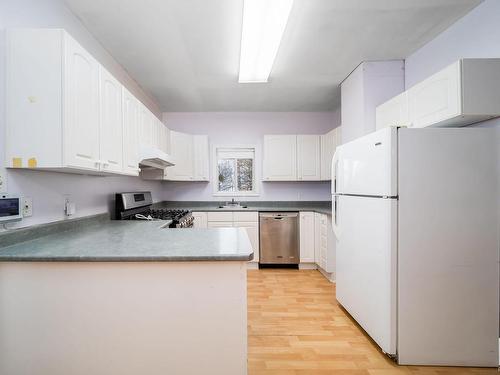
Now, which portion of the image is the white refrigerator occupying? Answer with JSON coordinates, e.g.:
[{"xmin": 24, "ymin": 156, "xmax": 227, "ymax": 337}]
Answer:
[{"xmin": 331, "ymin": 127, "xmax": 499, "ymax": 366}]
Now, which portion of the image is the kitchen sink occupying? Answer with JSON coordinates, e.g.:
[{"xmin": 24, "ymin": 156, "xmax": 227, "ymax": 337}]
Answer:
[{"xmin": 216, "ymin": 205, "xmax": 249, "ymax": 210}]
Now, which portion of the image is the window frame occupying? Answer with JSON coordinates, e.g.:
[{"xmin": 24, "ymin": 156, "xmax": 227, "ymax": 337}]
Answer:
[{"xmin": 212, "ymin": 144, "xmax": 259, "ymax": 197}]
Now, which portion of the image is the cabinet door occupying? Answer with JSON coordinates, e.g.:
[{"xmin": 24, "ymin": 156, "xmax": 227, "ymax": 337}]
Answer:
[
  {"xmin": 192, "ymin": 212, "xmax": 208, "ymax": 228},
  {"xmin": 63, "ymin": 34, "xmax": 100, "ymax": 170},
  {"xmin": 122, "ymin": 88, "xmax": 139, "ymax": 175},
  {"xmin": 207, "ymin": 221, "xmax": 233, "ymax": 228},
  {"xmin": 297, "ymin": 135, "xmax": 321, "ymax": 180},
  {"xmin": 263, "ymin": 135, "xmax": 297, "ymax": 181},
  {"xmin": 314, "ymin": 213, "xmax": 321, "ymax": 264},
  {"xmin": 320, "ymin": 129, "xmax": 337, "ymax": 180},
  {"xmin": 193, "ymin": 135, "xmax": 209, "ymax": 181},
  {"xmin": 234, "ymin": 221, "xmax": 259, "ymax": 263},
  {"xmin": 138, "ymin": 104, "xmax": 153, "ymax": 147},
  {"xmin": 376, "ymin": 92, "xmax": 409, "ymax": 130},
  {"xmin": 335, "ymin": 126, "xmax": 342, "ymax": 146},
  {"xmin": 165, "ymin": 131, "xmax": 194, "ymax": 180},
  {"xmin": 99, "ymin": 67, "xmax": 123, "ymax": 173},
  {"xmin": 158, "ymin": 122, "xmax": 168, "ymax": 153},
  {"xmin": 299, "ymin": 212, "xmax": 315, "ymax": 263},
  {"xmin": 408, "ymin": 61, "xmax": 461, "ymax": 128}
]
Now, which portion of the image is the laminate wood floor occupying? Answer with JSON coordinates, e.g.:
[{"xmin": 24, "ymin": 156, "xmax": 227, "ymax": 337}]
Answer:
[{"xmin": 247, "ymin": 269, "xmax": 497, "ymax": 375}]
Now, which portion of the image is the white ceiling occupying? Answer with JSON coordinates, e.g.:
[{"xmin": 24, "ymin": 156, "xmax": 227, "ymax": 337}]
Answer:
[{"xmin": 64, "ymin": 0, "xmax": 481, "ymax": 111}]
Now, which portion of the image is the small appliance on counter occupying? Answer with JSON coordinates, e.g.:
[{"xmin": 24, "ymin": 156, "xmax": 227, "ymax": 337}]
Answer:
[{"xmin": 115, "ymin": 192, "xmax": 193, "ymax": 228}]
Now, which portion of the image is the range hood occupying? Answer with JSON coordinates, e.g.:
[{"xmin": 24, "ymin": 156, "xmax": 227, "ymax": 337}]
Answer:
[{"xmin": 138, "ymin": 145, "xmax": 175, "ymax": 170}]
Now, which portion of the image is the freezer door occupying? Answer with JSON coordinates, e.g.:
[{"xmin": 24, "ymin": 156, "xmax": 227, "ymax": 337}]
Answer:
[
  {"xmin": 337, "ymin": 127, "xmax": 397, "ymax": 197},
  {"xmin": 335, "ymin": 195, "xmax": 397, "ymax": 355}
]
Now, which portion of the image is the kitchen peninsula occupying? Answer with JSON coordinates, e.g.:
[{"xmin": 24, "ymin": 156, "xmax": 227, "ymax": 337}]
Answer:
[{"xmin": 0, "ymin": 215, "xmax": 253, "ymax": 375}]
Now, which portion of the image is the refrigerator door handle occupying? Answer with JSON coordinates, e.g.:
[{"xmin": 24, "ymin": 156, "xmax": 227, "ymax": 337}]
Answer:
[
  {"xmin": 331, "ymin": 149, "xmax": 340, "ymax": 195},
  {"xmin": 332, "ymin": 195, "xmax": 340, "ymax": 238}
]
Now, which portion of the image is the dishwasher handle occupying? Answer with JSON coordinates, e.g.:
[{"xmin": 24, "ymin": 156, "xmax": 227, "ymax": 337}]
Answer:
[{"xmin": 259, "ymin": 212, "xmax": 299, "ymax": 219}]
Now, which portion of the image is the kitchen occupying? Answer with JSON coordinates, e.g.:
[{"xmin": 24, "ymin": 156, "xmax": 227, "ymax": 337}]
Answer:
[{"xmin": 0, "ymin": 0, "xmax": 499, "ymax": 374}]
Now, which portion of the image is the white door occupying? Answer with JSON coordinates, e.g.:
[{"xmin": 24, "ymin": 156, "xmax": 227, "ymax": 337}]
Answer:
[
  {"xmin": 234, "ymin": 222, "xmax": 259, "ymax": 263},
  {"xmin": 263, "ymin": 135, "xmax": 297, "ymax": 181},
  {"xmin": 335, "ymin": 195, "xmax": 397, "ymax": 355},
  {"xmin": 337, "ymin": 127, "xmax": 397, "ymax": 197},
  {"xmin": 166, "ymin": 131, "xmax": 194, "ymax": 180},
  {"xmin": 99, "ymin": 67, "xmax": 123, "ymax": 173},
  {"xmin": 408, "ymin": 61, "xmax": 461, "ymax": 128},
  {"xmin": 297, "ymin": 135, "xmax": 321, "ymax": 180},
  {"xmin": 193, "ymin": 135, "xmax": 209, "ymax": 181},
  {"xmin": 299, "ymin": 212, "xmax": 315, "ymax": 263},
  {"xmin": 63, "ymin": 34, "xmax": 100, "ymax": 170},
  {"xmin": 122, "ymin": 88, "xmax": 139, "ymax": 175}
]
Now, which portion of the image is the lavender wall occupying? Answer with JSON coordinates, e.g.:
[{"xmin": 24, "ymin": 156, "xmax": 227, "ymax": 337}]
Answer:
[
  {"xmin": 405, "ymin": 0, "xmax": 500, "ymax": 131},
  {"xmin": 162, "ymin": 111, "xmax": 341, "ymax": 201},
  {"xmin": 0, "ymin": 0, "xmax": 164, "ymax": 228}
]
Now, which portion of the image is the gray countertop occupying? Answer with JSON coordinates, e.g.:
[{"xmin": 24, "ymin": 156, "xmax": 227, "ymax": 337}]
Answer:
[
  {"xmin": 0, "ymin": 219, "xmax": 253, "ymax": 262},
  {"xmin": 154, "ymin": 201, "xmax": 332, "ymax": 215}
]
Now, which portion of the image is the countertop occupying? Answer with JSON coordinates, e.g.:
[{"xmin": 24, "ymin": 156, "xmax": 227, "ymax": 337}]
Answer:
[
  {"xmin": 0, "ymin": 218, "xmax": 253, "ymax": 262},
  {"xmin": 154, "ymin": 201, "xmax": 332, "ymax": 215}
]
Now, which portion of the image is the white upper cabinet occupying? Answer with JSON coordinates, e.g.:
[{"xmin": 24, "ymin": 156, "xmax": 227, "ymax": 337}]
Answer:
[
  {"xmin": 165, "ymin": 131, "xmax": 194, "ymax": 180},
  {"xmin": 320, "ymin": 128, "xmax": 338, "ymax": 180},
  {"xmin": 263, "ymin": 135, "xmax": 297, "ymax": 181},
  {"xmin": 99, "ymin": 67, "xmax": 123, "ymax": 173},
  {"xmin": 299, "ymin": 211, "xmax": 315, "ymax": 263},
  {"xmin": 6, "ymin": 29, "xmax": 102, "ymax": 172},
  {"xmin": 297, "ymin": 135, "xmax": 321, "ymax": 180},
  {"xmin": 5, "ymin": 28, "xmax": 162, "ymax": 176},
  {"xmin": 408, "ymin": 61, "xmax": 461, "ymax": 128},
  {"xmin": 122, "ymin": 88, "xmax": 139, "ymax": 175},
  {"xmin": 63, "ymin": 32, "xmax": 101, "ymax": 171},
  {"xmin": 377, "ymin": 59, "xmax": 500, "ymax": 129},
  {"xmin": 376, "ymin": 92, "xmax": 409, "ymax": 130},
  {"xmin": 193, "ymin": 135, "xmax": 209, "ymax": 181},
  {"xmin": 138, "ymin": 104, "xmax": 153, "ymax": 147}
]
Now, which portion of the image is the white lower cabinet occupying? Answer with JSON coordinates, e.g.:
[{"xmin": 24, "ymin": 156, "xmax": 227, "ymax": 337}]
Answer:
[
  {"xmin": 192, "ymin": 212, "xmax": 208, "ymax": 228},
  {"xmin": 196, "ymin": 211, "xmax": 259, "ymax": 263},
  {"xmin": 299, "ymin": 212, "xmax": 315, "ymax": 263},
  {"xmin": 192, "ymin": 210, "xmax": 333, "ymax": 273},
  {"xmin": 314, "ymin": 212, "xmax": 335, "ymax": 274}
]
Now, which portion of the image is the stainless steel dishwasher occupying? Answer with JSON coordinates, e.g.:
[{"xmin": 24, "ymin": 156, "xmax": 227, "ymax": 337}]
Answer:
[{"xmin": 259, "ymin": 212, "xmax": 299, "ymax": 265}]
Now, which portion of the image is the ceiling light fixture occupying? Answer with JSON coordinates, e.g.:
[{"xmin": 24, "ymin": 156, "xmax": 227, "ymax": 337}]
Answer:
[{"xmin": 238, "ymin": 0, "xmax": 293, "ymax": 83}]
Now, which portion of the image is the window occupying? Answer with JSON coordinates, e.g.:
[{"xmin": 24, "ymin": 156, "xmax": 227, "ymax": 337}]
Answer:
[{"xmin": 213, "ymin": 146, "xmax": 257, "ymax": 196}]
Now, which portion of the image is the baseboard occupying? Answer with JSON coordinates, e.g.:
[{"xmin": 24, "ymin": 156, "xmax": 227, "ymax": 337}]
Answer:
[
  {"xmin": 299, "ymin": 263, "xmax": 318, "ymax": 270},
  {"xmin": 247, "ymin": 262, "xmax": 259, "ymax": 270},
  {"xmin": 317, "ymin": 267, "xmax": 336, "ymax": 283}
]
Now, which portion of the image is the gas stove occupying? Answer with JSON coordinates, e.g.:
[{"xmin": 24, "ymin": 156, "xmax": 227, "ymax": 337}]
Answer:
[{"xmin": 115, "ymin": 192, "xmax": 194, "ymax": 228}]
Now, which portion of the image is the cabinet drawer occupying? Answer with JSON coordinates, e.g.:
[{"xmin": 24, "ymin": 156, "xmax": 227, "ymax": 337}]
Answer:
[
  {"xmin": 207, "ymin": 212, "xmax": 233, "ymax": 222},
  {"xmin": 207, "ymin": 221, "xmax": 233, "ymax": 228},
  {"xmin": 233, "ymin": 211, "xmax": 258, "ymax": 222}
]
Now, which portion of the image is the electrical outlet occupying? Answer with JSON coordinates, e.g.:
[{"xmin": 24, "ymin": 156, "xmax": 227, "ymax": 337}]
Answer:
[
  {"xmin": 64, "ymin": 199, "xmax": 76, "ymax": 216},
  {"xmin": 22, "ymin": 197, "xmax": 33, "ymax": 217}
]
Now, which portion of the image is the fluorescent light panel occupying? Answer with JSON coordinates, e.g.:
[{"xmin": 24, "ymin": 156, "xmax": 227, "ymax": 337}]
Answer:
[{"xmin": 238, "ymin": 0, "xmax": 293, "ymax": 83}]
